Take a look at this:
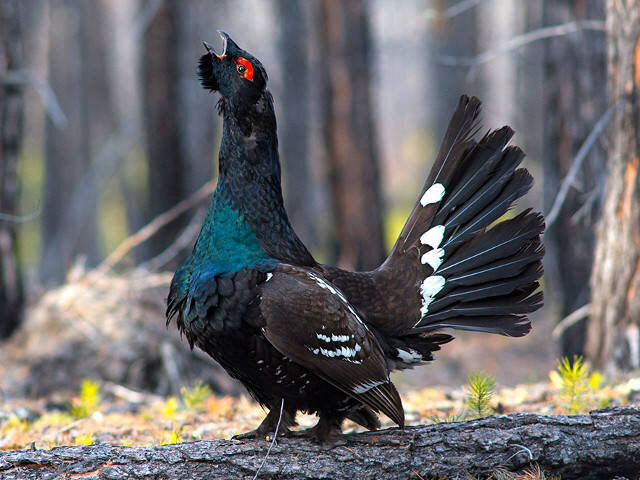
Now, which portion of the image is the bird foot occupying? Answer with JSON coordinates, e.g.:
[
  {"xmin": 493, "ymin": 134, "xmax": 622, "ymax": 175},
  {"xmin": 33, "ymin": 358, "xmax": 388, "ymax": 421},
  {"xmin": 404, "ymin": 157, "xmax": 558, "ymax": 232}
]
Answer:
[
  {"xmin": 232, "ymin": 427, "xmax": 292, "ymax": 441},
  {"xmin": 232, "ymin": 405, "xmax": 296, "ymax": 441},
  {"xmin": 289, "ymin": 421, "xmax": 346, "ymax": 447}
]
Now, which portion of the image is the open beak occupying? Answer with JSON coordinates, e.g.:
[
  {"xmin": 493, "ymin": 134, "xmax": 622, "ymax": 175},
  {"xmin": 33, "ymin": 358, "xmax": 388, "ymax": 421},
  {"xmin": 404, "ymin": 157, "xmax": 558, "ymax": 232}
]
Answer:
[{"xmin": 203, "ymin": 31, "xmax": 229, "ymax": 59}]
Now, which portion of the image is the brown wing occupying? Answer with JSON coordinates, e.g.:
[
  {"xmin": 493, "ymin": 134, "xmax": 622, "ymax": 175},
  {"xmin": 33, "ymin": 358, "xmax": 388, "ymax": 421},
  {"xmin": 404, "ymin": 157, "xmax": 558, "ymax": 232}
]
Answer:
[{"xmin": 258, "ymin": 264, "xmax": 404, "ymax": 427}]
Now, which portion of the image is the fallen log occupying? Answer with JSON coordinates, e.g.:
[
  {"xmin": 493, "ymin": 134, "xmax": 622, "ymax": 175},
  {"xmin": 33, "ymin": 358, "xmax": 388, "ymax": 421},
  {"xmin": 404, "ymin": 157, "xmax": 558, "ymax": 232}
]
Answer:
[{"xmin": 0, "ymin": 407, "xmax": 638, "ymax": 480}]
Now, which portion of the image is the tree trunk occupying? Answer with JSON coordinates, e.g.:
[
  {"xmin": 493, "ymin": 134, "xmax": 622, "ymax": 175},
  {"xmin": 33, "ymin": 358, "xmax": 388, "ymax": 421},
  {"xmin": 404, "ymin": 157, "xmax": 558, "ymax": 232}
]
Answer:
[
  {"xmin": 428, "ymin": 0, "xmax": 479, "ymax": 141},
  {"xmin": 0, "ymin": 0, "xmax": 24, "ymax": 338},
  {"xmin": 316, "ymin": 0, "xmax": 385, "ymax": 270},
  {"xmin": 276, "ymin": 0, "xmax": 315, "ymax": 250},
  {"xmin": 586, "ymin": 0, "xmax": 640, "ymax": 374},
  {"xmin": 142, "ymin": 0, "xmax": 185, "ymax": 260},
  {"xmin": 0, "ymin": 408, "xmax": 638, "ymax": 480},
  {"xmin": 543, "ymin": 0, "xmax": 607, "ymax": 358},
  {"xmin": 39, "ymin": 0, "xmax": 109, "ymax": 284}
]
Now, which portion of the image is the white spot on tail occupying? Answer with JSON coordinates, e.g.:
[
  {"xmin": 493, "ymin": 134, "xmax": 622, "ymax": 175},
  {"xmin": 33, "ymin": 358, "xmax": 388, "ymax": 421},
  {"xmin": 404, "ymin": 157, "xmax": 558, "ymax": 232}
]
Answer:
[
  {"xmin": 266, "ymin": 273, "xmax": 273, "ymax": 281},
  {"xmin": 420, "ymin": 183, "xmax": 445, "ymax": 206},
  {"xmin": 421, "ymin": 247, "xmax": 445, "ymax": 272},
  {"xmin": 396, "ymin": 349, "xmax": 423, "ymax": 363},
  {"xmin": 419, "ymin": 275, "xmax": 446, "ymax": 317},
  {"xmin": 352, "ymin": 379, "xmax": 386, "ymax": 394},
  {"xmin": 420, "ymin": 225, "xmax": 445, "ymax": 249}
]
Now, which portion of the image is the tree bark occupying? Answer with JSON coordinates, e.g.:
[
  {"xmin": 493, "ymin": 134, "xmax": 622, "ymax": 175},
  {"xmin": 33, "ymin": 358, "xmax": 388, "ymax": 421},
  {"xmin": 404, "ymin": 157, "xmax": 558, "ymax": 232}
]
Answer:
[
  {"xmin": 0, "ymin": 0, "xmax": 24, "ymax": 338},
  {"xmin": 142, "ymin": 0, "xmax": 185, "ymax": 260},
  {"xmin": 316, "ymin": 0, "xmax": 385, "ymax": 270},
  {"xmin": 276, "ymin": 0, "xmax": 315, "ymax": 250},
  {"xmin": 586, "ymin": 0, "xmax": 640, "ymax": 374},
  {"xmin": 40, "ymin": 0, "xmax": 111, "ymax": 284},
  {"xmin": 543, "ymin": 0, "xmax": 607, "ymax": 358},
  {"xmin": 428, "ymin": 0, "xmax": 479, "ymax": 141},
  {"xmin": 0, "ymin": 408, "xmax": 638, "ymax": 480}
]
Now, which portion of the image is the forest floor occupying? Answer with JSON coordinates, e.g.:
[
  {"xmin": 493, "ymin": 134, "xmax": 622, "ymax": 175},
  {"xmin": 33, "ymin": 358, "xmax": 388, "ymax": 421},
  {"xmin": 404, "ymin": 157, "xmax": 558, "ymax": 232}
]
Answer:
[
  {"xmin": 1, "ymin": 369, "xmax": 639, "ymax": 452},
  {"xmin": 1, "ymin": 270, "xmax": 639, "ymax": 454}
]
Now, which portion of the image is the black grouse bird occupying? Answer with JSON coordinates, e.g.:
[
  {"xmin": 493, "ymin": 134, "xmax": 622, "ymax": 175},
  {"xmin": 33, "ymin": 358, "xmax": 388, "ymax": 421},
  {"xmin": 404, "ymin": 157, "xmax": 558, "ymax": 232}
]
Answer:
[{"xmin": 167, "ymin": 32, "xmax": 544, "ymax": 444}]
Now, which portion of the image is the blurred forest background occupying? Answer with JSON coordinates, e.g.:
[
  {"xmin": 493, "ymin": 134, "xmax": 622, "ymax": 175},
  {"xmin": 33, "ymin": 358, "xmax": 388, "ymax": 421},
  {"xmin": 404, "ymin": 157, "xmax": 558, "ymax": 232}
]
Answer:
[{"xmin": 1, "ymin": 0, "xmax": 639, "ymax": 398}]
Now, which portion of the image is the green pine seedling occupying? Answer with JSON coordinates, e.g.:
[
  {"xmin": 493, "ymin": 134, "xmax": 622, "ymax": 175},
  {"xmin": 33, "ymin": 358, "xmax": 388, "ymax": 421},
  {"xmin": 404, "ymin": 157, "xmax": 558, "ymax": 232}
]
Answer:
[
  {"xmin": 70, "ymin": 379, "xmax": 101, "ymax": 419},
  {"xmin": 465, "ymin": 372, "xmax": 496, "ymax": 418},
  {"xmin": 181, "ymin": 380, "xmax": 212, "ymax": 411},
  {"xmin": 554, "ymin": 355, "xmax": 590, "ymax": 413}
]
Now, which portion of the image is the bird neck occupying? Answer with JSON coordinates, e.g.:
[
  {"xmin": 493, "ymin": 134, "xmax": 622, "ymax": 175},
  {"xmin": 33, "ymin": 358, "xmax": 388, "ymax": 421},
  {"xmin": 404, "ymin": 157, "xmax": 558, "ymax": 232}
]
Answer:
[
  {"xmin": 204, "ymin": 91, "xmax": 315, "ymax": 267},
  {"xmin": 191, "ymin": 179, "xmax": 277, "ymax": 271}
]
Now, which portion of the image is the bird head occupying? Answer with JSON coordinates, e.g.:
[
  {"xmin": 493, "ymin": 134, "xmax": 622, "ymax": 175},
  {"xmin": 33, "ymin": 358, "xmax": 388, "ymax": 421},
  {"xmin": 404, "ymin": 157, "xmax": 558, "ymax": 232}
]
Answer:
[{"xmin": 198, "ymin": 31, "xmax": 268, "ymax": 113}]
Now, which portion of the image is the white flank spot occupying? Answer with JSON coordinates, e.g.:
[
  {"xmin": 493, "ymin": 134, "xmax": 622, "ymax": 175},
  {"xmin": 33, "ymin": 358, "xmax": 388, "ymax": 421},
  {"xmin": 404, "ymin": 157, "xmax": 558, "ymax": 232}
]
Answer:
[
  {"xmin": 353, "ymin": 380, "xmax": 385, "ymax": 394},
  {"xmin": 420, "ymin": 183, "xmax": 445, "ymax": 206},
  {"xmin": 419, "ymin": 275, "xmax": 446, "ymax": 317},
  {"xmin": 331, "ymin": 334, "xmax": 350, "ymax": 342},
  {"xmin": 306, "ymin": 343, "xmax": 363, "ymax": 364},
  {"xmin": 420, "ymin": 225, "xmax": 445, "ymax": 249},
  {"xmin": 396, "ymin": 349, "xmax": 423, "ymax": 363},
  {"xmin": 421, "ymin": 247, "xmax": 445, "ymax": 272},
  {"xmin": 266, "ymin": 273, "xmax": 273, "ymax": 281},
  {"xmin": 316, "ymin": 333, "xmax": 332, "ymax": 343}
]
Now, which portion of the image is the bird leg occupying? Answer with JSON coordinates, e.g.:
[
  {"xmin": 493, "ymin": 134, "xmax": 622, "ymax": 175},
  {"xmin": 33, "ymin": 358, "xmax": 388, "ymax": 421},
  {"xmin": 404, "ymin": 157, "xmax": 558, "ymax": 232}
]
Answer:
[{"xmin": 232, "ymin": 406, "xmax": 296, "ymax": 440}]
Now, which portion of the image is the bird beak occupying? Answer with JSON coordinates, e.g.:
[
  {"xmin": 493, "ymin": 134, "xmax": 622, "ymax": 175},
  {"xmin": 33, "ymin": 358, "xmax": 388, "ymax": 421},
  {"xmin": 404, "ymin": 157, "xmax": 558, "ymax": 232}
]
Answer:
[{"xmin": 203, "ymin": 31, "xmax": 229, "ymax": 60}]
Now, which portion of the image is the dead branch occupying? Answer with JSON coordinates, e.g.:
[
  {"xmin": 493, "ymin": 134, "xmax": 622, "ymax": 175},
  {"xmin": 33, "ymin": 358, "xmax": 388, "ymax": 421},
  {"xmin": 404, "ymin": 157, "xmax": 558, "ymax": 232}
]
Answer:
[
  {"xmin": 424, "ymin": 0, "xmax": 486, "ymax": 21},
  {"xmin": 0, "ymin": 407, "xmax": 638, "ymax": 480},
  {"xmin": 545, "ymin": 99, "xmax": 625, "ymax": 229},
  {"xmin": 552, "ymin": 304, "xmax": 591, "ymax": 339},
  {"xmin": 94, "ymin": 181, "xmax": 214, "ymax": 275},
  {"xmin": 434, "ymin": 20, "xmax": 606, "ymax": 67}
]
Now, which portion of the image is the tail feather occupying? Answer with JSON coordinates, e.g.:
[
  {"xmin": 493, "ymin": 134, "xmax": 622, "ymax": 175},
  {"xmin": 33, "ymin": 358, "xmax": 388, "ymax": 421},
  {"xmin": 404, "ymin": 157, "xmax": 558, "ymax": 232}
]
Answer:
[
  {"xmin": 442, "ymin": 168, "xmax": 534, "ymax": 250},
  {"xmin": 418, "ymin": 263, "xmax": 542, "ymax": 324},
  {"xmin": 440, "ymin": 146, "xmax": 525, "ymax": 230},
  {"xmin": 438, "ymin": 211, "xmax": 544, "ymax": 276},
  {"xmin": 446, "ymin": 244, "xmax": 543, "ymax": 288},
  {"xmin": 432, "ymin": 127, "xmax": 514, "ymax": 226},
  {"xmin": 415, "ymin": 314, "xmax": 532, "ymax": 337}
]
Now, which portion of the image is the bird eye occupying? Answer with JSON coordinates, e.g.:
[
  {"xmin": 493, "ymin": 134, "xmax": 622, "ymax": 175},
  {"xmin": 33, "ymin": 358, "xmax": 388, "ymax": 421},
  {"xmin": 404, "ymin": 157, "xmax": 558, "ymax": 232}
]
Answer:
[{"xmin": 235, "ymin": 57, "xmax": 254, "ymax": 81}]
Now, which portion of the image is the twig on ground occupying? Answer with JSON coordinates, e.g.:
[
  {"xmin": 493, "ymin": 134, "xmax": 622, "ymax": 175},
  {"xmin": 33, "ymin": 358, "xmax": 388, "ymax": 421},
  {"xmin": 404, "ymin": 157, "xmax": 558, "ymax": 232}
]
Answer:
[
  {"xmin": 434, "ymin": 20, "xmax": 605, "ymax": 67},
  {"xmin": 94, "ymin": 181, "xmax": 215, "ymax": 275},
  {"xmin": 253, "ymin": 398, "xmax": 284, "ymax": 480},
  {"xmin": 545, "ymin": 99, "xmax": 624, "ymax": 229},
  {"xmin": 103, "ymin": 382, "xmax": 152, "ymax": 404}
]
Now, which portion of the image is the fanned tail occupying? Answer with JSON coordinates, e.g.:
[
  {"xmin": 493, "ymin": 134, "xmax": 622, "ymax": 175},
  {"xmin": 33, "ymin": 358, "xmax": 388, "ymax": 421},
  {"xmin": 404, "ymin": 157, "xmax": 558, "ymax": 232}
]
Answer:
[
  {"xmin": 381, "ymin": 95, "xmax": 544, "ymax": 338},
  {"xmin": 321, "ymin": 95, "xmax": 544, "ymax": 361}
]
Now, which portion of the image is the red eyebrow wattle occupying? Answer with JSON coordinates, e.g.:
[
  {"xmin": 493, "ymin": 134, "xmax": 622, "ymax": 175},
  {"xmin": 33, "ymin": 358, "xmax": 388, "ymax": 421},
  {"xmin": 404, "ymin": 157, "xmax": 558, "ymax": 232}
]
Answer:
[{"xmin": 237, "ymin": 57, "xmax": 254, "ymax": 81}]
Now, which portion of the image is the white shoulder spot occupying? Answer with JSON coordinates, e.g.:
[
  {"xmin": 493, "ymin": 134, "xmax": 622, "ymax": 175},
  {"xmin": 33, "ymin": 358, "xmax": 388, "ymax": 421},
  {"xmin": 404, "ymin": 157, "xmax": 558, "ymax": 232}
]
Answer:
[
  {"xmin": 352, "ymin": 379, "xmax": 386, "ymax": 394},
  {"xmin": 420, "ymin": 183, "xmax": 445, "ymax": 206}
]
